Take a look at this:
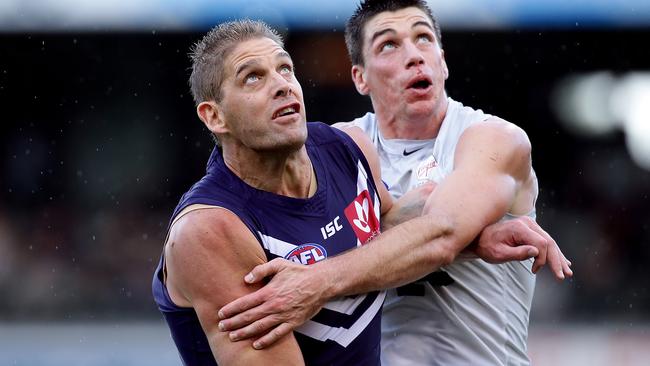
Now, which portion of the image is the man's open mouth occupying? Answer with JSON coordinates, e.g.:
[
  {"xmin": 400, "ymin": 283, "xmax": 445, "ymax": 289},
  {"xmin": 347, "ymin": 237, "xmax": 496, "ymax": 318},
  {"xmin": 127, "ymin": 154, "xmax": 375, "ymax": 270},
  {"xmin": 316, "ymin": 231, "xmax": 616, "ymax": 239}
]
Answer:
[
  {"xmin": 408, "ymin": 77, "xmax": 432, "ymax": 90},
  {"xmin": 272, "ymin": 103, "xmax": 300, "ymax": 119}
]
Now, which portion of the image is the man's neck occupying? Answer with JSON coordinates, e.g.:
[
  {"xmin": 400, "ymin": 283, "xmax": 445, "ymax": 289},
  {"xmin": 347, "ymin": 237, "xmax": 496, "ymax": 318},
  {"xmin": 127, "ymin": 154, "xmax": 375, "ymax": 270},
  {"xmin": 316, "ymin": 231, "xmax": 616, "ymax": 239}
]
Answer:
[
  {"xmin": 376, "ymin": 98, "xmax": 449, "ymax": 140},
  {"xmin": 223, "ymin": 145, "xmax": 315, "ymax": 199}
]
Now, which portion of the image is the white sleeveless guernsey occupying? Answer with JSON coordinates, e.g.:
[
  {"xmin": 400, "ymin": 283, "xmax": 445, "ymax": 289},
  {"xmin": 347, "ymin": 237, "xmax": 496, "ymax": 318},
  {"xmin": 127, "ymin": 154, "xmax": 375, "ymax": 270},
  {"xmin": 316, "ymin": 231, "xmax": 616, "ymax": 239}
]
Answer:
[{"xmin": 343, "ymin": 98, "xmax": 537, "ymax": 366}]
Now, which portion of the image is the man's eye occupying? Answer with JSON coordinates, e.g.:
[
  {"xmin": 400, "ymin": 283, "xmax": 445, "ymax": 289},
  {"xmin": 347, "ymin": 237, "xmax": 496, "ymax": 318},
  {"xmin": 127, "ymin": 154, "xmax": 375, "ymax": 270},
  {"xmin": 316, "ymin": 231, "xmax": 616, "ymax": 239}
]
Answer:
[
  {"xmin": 245, "ymin": 74, "xmax": 260, "ymax": 84},
  {"xmin": 280, "ymin": 65, "xmax": 293, "ymax": 74},
  {"xmin": 416, "ymin": 35, "xmax": 432, "ymax": 44},
  {"xmin": 380, "ymin": 42, "xmax": 396, "ymax": 51}
]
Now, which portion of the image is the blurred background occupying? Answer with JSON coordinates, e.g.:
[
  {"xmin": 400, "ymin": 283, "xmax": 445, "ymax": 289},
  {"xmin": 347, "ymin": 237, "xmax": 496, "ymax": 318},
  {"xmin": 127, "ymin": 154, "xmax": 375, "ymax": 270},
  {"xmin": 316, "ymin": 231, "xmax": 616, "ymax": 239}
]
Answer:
[{"xmin": 1, "ymin": 0, "xmax": 649, "ymax": 365}]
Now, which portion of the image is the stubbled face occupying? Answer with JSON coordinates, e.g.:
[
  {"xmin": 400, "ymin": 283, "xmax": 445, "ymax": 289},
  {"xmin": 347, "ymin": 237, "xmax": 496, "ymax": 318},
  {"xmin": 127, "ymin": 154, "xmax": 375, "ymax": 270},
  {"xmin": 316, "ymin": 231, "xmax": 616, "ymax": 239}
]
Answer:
[
  {"xmin": 217, "ymin": 37, "xmax": 307, "ymax": 152},
  {"xmin": 355, "ymin": 7, "xmax": 448, "ymax": 122}
]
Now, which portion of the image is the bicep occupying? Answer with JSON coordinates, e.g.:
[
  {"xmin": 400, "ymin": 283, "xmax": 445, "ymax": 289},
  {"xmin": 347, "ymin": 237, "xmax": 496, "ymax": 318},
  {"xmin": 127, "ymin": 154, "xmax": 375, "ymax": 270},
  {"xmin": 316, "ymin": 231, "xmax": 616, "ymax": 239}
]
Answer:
[
  {"xmin": 422, "ymin": 121, "xmax": 531, "ymax": 248},
  {"xmin": 165, "ymin": 208, "xmax": 304, "ymax": 365}
]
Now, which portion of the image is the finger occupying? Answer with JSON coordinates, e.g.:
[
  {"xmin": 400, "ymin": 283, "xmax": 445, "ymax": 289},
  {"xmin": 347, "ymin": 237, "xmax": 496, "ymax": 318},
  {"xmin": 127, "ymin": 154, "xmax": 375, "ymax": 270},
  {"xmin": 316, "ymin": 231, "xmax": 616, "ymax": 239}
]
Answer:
[
  {"xmin": 560, "ymin": 249, "xmax": 573, "ymax": 267},
  {"xmin": 495, "ymin": 245, "xmax": 540, "ymax": 262},
  {"xmin": 560, "ymin": 251, "xmax": 573, "ymax": 278},
  {"xmin": 229, "ymin": 315, "xmax": 281, "ymax": 342},
  {"xmin": 252, "ymin": 322, "xmax": 295, "ymax": 350},
  {"xmin": 509, "ymin": 222, "xmax": 547, "ymax": 249},
  {"xmin": 546, "ymin": 242, "xmax": 565, "ymax": 280},
  {"xmin": 531, "ymin": 245, "xmax": 547, "ymax": 274},
  {"xmin": 550, "ymin": 237, "xmax": 573, "ymax": 279},
  {"xmin": 562, "ymin": 258, "xmax": 573, "ymax": 278},
  {"xmin": 219, "ymin": 300, "xmax": 271, "ymax": 331},
  {"xmin": 537, "ymin": 233, "xmax": 565, "ymax": 279},
  {"xmin": 219, "ymin": 289, "xmax": 268, "ymax": 320},
  {"xmin": 508, "ymin": 220, "xmax": 546, "ymax": 272},
  {"xmin": 520, "ymin": 219, "xmax": 548, "ymax": 274},
  {"xmin": 245, "ymin": 258, "xmax": 287, "ymax": 284},
  {"xmin": 535, "ymin": 228, "xmax": 566, "ymax": 280}
]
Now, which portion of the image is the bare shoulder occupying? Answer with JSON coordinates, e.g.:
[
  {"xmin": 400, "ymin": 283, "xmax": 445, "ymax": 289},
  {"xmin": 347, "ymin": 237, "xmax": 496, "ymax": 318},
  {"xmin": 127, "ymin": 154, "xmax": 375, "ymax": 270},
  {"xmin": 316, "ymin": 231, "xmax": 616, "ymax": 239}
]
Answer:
[
  {"xmin": 465, "ymin": 116, "xmax": 529, "ymax": 144},
  {"xmin": 331, "ymin": 121, "xmax": 355, "ymax": 130},
  {"xmin": 165, "ymin": 207, "xmax": 266, "ymax": 305},
  {"xmin": 454, "ymin": 117, "xmax": 533, "ymax": 183},
  {"xmin": 333, "ymin": 123, "xmax": 368, "ymax": 142},
  {"xmin": 170, "ymin": 207, "xmax": 262, "ymax": 255},
  {"xmin": 460, "ymin": 117, "xmax": 531, "ymax": 159},
  {"xmin": 333, "ymin": 124, "xmax": 374, "ymax": 152}
]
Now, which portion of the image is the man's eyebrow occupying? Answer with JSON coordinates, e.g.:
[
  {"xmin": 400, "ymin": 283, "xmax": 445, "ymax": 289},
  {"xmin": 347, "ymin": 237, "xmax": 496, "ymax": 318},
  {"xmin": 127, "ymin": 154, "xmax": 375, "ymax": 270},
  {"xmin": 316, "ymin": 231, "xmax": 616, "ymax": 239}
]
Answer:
[
  {"xmin": 235, "ymin": 51, "xmax": 292, "ymax": 76},
  {"xmin": 370, "ymin": 21, "xmax": 433, "ymax": 45},
  {"xmin": 370, "ymin": 28, "xmax": 396, "ymax": 44},
  {"xmin": 276, "ymin": 51, "xmax": 292, "ymax": 61},
  {"xmin": 235, "ymin": 60, "xmax": 260, "ymax": 77},
  {"xmin": 412, "ymin": 21, "xmax": 434, "ymax": 32}
]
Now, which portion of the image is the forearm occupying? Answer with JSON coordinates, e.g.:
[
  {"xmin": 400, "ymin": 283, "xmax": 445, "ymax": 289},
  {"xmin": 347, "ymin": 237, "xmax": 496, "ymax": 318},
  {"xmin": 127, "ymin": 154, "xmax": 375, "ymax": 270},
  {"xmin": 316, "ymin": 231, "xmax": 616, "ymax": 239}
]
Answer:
[
  {"xmin": 381, "ymin": 198, "xmax": 426, "ymax": 231},
  {"xmin": 318, "ymin": 213, "xmax": 458, "ymax": 298},
  {"xmin": 381, "ymin": 182, "xmax": 435, "ymax": 231}
]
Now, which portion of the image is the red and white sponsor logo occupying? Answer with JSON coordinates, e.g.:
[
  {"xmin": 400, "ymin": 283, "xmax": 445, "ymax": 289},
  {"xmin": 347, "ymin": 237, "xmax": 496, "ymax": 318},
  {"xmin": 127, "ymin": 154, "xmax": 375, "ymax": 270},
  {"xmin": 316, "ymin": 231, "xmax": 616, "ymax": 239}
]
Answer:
[
  {"xmin": 344, "ymin": 190, "xmax": 380, "ymax": 245},
  {"xmin": 416, "ymin": 155, "xmax": 438, "ymax": 182}
]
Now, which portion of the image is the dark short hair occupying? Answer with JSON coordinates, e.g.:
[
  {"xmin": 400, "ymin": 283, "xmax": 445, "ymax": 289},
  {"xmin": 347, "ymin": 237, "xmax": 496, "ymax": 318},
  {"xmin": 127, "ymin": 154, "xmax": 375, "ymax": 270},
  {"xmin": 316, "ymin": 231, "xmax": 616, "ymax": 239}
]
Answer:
[
  {"xmin": 344, "ymin": 0, "xmax": 442, "ymax": 66},
  {"xmin": 189, "ymin": 19, "xmax": 284, "ymax": 105}
]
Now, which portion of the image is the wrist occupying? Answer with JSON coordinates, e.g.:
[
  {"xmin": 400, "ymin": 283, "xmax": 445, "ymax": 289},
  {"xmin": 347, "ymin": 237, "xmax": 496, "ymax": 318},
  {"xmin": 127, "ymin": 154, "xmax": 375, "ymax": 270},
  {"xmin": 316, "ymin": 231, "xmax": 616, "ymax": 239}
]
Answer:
[{"xmin": 313, "ymin": 259, "xmax": 344, "ymax": 300}]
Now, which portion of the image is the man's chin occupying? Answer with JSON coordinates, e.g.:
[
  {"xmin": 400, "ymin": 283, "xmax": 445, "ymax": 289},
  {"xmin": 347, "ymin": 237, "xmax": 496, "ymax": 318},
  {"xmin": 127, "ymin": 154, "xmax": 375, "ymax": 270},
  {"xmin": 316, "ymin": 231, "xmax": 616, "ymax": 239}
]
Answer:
[
  {"xmin": 405, "ymin": 101, "xmax": 437, "ymax": 119},
  {"xmin": 257, "ymin": 129, "xmax": 308, "ymax": 154}
]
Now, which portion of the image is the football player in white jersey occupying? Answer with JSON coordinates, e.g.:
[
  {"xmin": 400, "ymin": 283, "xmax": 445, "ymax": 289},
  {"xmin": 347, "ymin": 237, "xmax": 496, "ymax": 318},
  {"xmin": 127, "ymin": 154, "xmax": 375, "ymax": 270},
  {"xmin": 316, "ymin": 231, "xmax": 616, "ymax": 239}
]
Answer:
[{"xmin": 216, "ymin": 1, "xmax": 573, "ymax": 365}]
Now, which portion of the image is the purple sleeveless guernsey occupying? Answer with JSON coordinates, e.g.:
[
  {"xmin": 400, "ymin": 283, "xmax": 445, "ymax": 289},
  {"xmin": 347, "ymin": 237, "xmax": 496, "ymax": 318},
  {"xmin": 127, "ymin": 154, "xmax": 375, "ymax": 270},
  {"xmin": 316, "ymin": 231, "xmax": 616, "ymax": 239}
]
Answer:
[{"xmin": 152, "ymin": 122, "xmax": 385, "ymax": 365}]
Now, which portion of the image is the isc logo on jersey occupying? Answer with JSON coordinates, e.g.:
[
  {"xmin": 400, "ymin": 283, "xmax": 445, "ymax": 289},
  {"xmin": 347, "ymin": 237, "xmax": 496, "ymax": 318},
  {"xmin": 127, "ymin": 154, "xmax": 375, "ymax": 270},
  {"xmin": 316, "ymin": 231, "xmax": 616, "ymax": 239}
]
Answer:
[
  {"xmin": 344, "ymin": 190, "xmax": 380, "ymax": 245},
  {"xmin": 285, "ymin": 244, "xmax": 327, "ymax": 265}
]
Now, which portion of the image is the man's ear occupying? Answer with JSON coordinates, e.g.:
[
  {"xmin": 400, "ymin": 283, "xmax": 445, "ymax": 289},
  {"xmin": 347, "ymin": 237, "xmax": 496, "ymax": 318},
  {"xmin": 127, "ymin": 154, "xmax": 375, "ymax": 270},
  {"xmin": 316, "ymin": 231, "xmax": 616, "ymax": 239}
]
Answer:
[
  {"xmin": 351, "ymin": 65, "xmax": 370, "ymax": 96},
  {"xmin": 197, "ymin": 101, "xmax": 228, "ymax": 135}
]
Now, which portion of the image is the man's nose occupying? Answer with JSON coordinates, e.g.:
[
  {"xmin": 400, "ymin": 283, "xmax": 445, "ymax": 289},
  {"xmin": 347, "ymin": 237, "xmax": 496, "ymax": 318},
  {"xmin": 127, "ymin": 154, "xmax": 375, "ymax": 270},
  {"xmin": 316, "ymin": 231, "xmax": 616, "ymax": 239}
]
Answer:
[
  {"xmin": 272, "ymin": 72, "xmax": 292, "ymax": 98},
  {"xmin": 404, "ymin": 40, "xmax": 425, "ymax": 69}
]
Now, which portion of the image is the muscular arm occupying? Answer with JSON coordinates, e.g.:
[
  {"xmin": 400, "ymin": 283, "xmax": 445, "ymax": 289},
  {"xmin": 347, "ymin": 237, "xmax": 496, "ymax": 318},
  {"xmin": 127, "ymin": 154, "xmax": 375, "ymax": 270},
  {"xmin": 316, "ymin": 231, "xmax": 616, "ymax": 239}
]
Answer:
[
  {"xmin": 380, "ymin": 182, "xmax": 435, "ymax": 230},
  {"xmin": 217, "ymin": 120, "xmax": 571, "ymax": 347},
  {"xmin": 164, "ymin": 207, "xmax": 304, "ymax": 365},
  {"xmin": 304, "ymin": 120, "xmax": 540, "ymax": 294}
]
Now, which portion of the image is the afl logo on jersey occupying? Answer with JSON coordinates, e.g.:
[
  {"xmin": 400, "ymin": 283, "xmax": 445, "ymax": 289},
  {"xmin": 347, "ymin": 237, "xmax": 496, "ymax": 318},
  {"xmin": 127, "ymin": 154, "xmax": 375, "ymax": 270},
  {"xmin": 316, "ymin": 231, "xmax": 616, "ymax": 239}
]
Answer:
[
  {"xmin": 344, "ymin": 190, "xmax": 380, "ymax": 245},
  {"xmin": 285, "ymin": 243, "xmax": 327, "ymax": 265}
]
